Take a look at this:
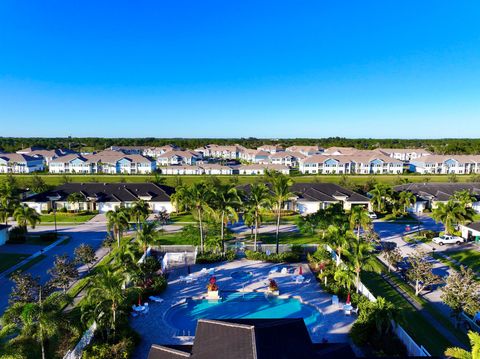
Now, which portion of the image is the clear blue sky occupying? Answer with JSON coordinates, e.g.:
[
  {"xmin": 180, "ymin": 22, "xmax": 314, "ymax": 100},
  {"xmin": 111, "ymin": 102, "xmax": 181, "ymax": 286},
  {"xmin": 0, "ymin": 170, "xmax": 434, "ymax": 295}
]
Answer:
[{"xmin": 1, "ymin": 1, "xmax": 479, "ymax": 138}]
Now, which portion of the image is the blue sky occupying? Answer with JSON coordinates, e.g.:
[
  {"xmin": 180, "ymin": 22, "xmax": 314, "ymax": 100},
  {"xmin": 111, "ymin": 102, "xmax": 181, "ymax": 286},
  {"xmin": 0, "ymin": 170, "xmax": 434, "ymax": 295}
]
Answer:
[{"xmin": 1, "ymin": 1, "xmax": 479, "ymax": 138}]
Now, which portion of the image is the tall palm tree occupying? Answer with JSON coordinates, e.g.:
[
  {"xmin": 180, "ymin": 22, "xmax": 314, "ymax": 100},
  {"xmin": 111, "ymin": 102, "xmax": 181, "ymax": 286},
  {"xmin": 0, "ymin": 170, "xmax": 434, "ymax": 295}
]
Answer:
[
  {"xmin": 170, "ymin": 183, "xmax": 190, "ymax": 213},
  {"xmin": 136, "ymin": 220, "xmax": 159, "ymax": 255},
  {"xmin": 67, "ymin": 192, "xmax": 84, "ymax": 212},
  {"xmin": 370, "ymin": 297, "xmax": 397, "ymax": 337},
  {"xmin": 453, "ymin": 190, "xmax": 477, "ymax": 207},
  {"xmin": 444, "ymin": 330, "xmax": 480, "ymax": 359},
  {"xmin": 188, "ymin": 182, "xmax": 212, "ymax": 253},
  {"xmin": 245, "ymin": 183, "xmax": 272, "ymax": 251},
  {"xmin": 106, "ymin": 208, "xmax": 130, "ymax": 247},
  {"xmin": 130, "ymin": 199, "xmax": 150, "ymax": 230},
  {"xmin": 13, "ymin": 290, "xmax": 66, "ymax": 359},
  {"xmin": 349, "ymin": 206, "xmax": 371, "ymax": 241},
  {"xmin": 0, "ymin": 180, "xmax": 19, "ymax": 226},
  {"xmin": 83, "ymin": 267, "xmax": 126, "ymax": 338},
  {"xmin": 348, "ymin": 240, "xmax": 377, "ymax": 292},
  {"xmin": 13, "ymin": 204, "xmax": 41, "ymax": 232},
  {"xmin": 432, "ymin": 200, "xmax": 475, "ymax": 234},
  {"xmin": 397, "ymin": 191, "xmax": 416, "ymax": 215},
  {"xmin": 325, "ymin": 225, "xmax": 351, "ymax": 266},
  {"xmin": 267, "ymin": 172, "xmax": 294, "ymax": 254},
  {"xmin": 113, "ymin": 241, "xmax": 137, "ymax": 273},
  {"xmin": 369, "ymin": 184, "xmax": 392, "ymax": 212},
  {"xmin": 209, "ymin": 183, "xmax": 242, "ymax": 252}
]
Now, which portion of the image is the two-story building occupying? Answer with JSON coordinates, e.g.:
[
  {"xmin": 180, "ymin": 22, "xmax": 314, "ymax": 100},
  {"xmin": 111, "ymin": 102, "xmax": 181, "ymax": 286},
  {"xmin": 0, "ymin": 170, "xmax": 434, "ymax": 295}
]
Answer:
[
  {"xmin": 156, "ymin": 150, "xmax": 202, "ymax": 166},
  {"xmin": 0, "ymin": 153, "xmax": 45, "ymax": 173}
]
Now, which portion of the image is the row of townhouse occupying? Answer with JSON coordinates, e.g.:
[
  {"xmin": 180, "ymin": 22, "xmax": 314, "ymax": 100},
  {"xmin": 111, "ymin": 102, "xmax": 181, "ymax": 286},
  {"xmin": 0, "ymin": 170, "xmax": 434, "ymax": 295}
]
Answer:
[
  {"xmin": 159, "ymin": 164, "xmax": 290, "ymax": 175},
  {"xmin": 0, "ymin": 153, "xmax": 45, "ymax": 173},
  {"xmin": 49, "ymin": 151, "xmax": 156, "ymax": 174},
  {"xmin": 299, "ymin": 152, "xmax": 404, "ymax": 174},
  {"xmin": 410, "ymin": 155, "xmax": 480, "ymax": 174},
  {"xmin": 16, "ymin": 146, "xmax": 77, "ymax": 165}
]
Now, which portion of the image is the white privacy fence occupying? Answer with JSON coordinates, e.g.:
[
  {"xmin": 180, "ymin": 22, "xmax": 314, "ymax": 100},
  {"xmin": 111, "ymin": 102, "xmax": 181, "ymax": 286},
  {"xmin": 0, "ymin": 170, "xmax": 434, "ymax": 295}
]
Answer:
[
  {"xmin": 63, "ymin": 322, "xmax": 97, "ymax": 359},
  {"xmin": 324, "ymin": 244, "xmax": 430, "ymax": 357}
]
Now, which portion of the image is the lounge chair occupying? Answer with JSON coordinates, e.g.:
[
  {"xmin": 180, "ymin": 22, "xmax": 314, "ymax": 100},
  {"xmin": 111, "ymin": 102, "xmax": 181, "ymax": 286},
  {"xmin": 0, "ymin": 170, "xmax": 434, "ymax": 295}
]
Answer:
[
  {"xmin": 149, "ymin": 296, "xmax": 164, "ymax": 303},
  {"xmin": 208, "ymin": 268, "xmax": 215, "ymax": 275},
  {"xmin": 143, "ymin": 306, "xmax": 149, "ymax": 314},
  {"xmin": 269, "ymin": 267, "xmax": 279, "ymax": 275},
  {"xmin": 295, "ymin": 276, "xmax": 304, "ymax": 284},
  {"xmin": 281, "ymin": 267, "xmax": 288, "ymax": 274},
  {"xmin": 304, "ymin": 278, "xmax": 311, "ymax": 284},
  {"xmin": 331, "ymin": 295, "xmax": 339, "ymax": 306}
]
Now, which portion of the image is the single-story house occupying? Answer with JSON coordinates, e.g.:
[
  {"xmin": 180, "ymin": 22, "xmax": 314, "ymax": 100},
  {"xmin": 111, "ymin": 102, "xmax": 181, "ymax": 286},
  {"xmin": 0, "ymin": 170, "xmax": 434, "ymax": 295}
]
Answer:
[
  {"xmin": 0, "ymin": 225, "xmax": 10, "ymax": 246},
  {"xmin": 291, "ymin": 183, "xmax": 372, "ymax": 214},
  {"xmin": 394, "ymin": 183, "xmax": 480, "ymax": 213},
  {"xmin": 24, "ymin": 183, "xmax": 175, "ymax": 214},
  {"xmin": 460, "ymin": 222, "xmax": 480, "ymax": 241},
  {"xmin": 147, "ymin": 318, "xmax": 355, "ymax": 359}
]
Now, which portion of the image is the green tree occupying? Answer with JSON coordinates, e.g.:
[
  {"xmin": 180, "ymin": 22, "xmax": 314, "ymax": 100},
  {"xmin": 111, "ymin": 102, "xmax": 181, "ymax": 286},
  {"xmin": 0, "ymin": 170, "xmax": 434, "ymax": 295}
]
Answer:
[
  {"xmin": 441, "ymin": 266, "xmax": 480, "ymax": 320},
  {"xmin": 29, "ymin": 174, "xmax": 48, "ymax": 193},
  {"xmin": 325, "ymin": 225, "xmax": 351, "ymax": 266},
  {"xmin": 130, "ymin": 199, "xmax": 150, "ymax": 229},
  {"xmin": 82, "ymin": 267, "xmax": 126, "ymax": 339},
  {"xmin": 209, "ymin": 183, "xmax": 241, "ymax": 252},
  {"xmin": 67, "ymin": 192, "xmax": 84, "ymax": 212},
  {"xmin": 106, "ymin": 208, "xmax": 130, "ymax": 247},
  {"xmin": 266, "ymin": 171, "xmax": 294, "ymax": 254},
  {"xmin": 187, "ymin": 182, "xmax": 212, "ymax": 253},
  {"xmin": 13, "ymin": 204, "xmax": 40, "ymax": 232},
  {"xmin": 369, "ymin": 184, "xmax": 392, "ymax": 212},
  {"xmin": 406, "ymin": 250, "xmax": 442, "ymax": 296},
  {"xmin": 397, "ymin": 190, "xmax": 416, "ymax": 215},
  {"xmin": 347, "ymin": 240, "xmax": 377, "ymax": 293},
  {"xmin": 245, "ymin": 183, "xmax": 272, "ymax": 251},
  {"xmin": 453, "ymin": 189, "xmax": 477, "ymax": 207},
  {"xmin": 47, "ymin": 254, "xmax": 79, "ymax": 293},
  {"xmin": 74, "ymin": 243, "xmax": 97, "ymax": 272},
  {"xmin": 432, "ymin": 200, "xmax": 475, "ymax": 234},
  {"xmin": 136, "ymin": 220, "xmax": 159, "ymax": 255},
  {"xmin": 444, "ymin": 331, "xmax": 480, "ymax": 359},
  {"xmin": 349, "ymin": 206, "xmax": 371, "ymax": 241},
  {"xmin": 333, "ymin": 265, "xmax": 356, "ymax": 294}
]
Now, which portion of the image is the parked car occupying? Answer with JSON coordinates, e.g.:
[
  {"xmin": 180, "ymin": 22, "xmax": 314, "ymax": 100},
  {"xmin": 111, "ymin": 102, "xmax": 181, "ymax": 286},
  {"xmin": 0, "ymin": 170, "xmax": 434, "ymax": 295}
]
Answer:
[
  {"xmin": 432, "ymin": 235, "xmax": 465, "ymax": 246},
  {"xmin": 368, "ymin": 211, "xmax": 377, "ymax": 219}
]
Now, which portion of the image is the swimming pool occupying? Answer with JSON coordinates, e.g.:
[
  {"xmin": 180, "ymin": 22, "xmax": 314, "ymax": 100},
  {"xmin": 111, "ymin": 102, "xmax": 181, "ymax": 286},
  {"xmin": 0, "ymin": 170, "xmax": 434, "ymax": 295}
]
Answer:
[{"xmin": 163, "ymin": 292, "xmax": 323, "ymax": 336}]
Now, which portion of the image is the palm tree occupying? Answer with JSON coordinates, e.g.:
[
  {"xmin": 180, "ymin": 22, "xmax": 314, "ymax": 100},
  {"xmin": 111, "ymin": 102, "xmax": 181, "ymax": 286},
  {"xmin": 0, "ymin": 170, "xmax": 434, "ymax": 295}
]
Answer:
[
  {"xmin": 245, "ymin": 183, "xmax": 272, "ymax": 251},
  {"xmin": 325, "ymin": 225, "xmax": 351, "ymax": 266},
  {"xmin": 188, "ymin": 182, "xmax": 212, "ymax": 253},
  {"xmin": 113, "ymin": 241, "xmax": 137, "ymax": 273},
  {"xmin": 453, "ymin": 190, "xmax": 477, "ymax": 207},
  {"xmin": 348, "ymin": 240, "xmax": 377, "ymax": 292},
  {"xmin": 267, "ymin": 172, "xmax": 294, "ymax": 254},
  {"xmin": 369, "ymin": 184, "xmax": 392, "ymax": 212},
  {"xmin": 334, "ymin": 265, "xmax": 356, "ymax": 294},
  {"xmin": 13, "ymin": 290, "xmax": 67, "ymax": 359},
  {"xmin": 349, "ymin": 206, "xmax": 371, "ymax": 241},
  {"xmin": 209, "ymin": 183, "xmax": 242, "ymax": 252},
  {"xmin": 83, "ymin": 267, "xmax": 126, "ymax": 338},
  {"xmin": 444, "ymin": 330, "xmax": 480, "ymax": 359},
  {"xmin": 136, "ymin": 220, "xmax": 159, "ymax": 255},
  {"xmin": 170, "ymin": 183, "xmax": 190, "ymax": 213},
  {"xmin": 13, "ymin": 204, "xmax": 41, "ymax": 232},
  {"xmin": 432, "ymin": 200, "xmax": 475, "ymax": 234},
  {"xmin": 130, "ymin": 199, "xmax": 150, "ymax": 230},
  {"xmin": 370, "ymin": 297, "xmax": 397, "ymax": 337},
  {"xmin": 106, "ymin": 208, "xmax": 130, "ymax": 247},
  {"xmin": 67, "ymin": 192, "xmax": 84, "ymax": 212},
  {"xmin": 397, "ymin": 191, "xmax": 416, "ymax": 215}
]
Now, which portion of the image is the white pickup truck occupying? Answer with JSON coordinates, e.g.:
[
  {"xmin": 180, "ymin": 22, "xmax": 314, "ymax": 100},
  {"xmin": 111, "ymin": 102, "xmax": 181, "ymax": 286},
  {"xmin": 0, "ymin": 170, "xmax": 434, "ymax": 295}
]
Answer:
[{"xmin": 432, "ymin": 235, "xmax": 465, "ymax": 245}]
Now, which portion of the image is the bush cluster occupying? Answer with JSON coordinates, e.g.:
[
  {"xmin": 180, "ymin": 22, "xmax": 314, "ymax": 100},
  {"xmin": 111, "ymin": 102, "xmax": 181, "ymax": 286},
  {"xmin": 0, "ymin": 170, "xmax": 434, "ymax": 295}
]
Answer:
[
  {"xmin": 196, "ymin": 250, "xmax": 236, "ymax": 264},
  {"xmin": 244, "ymin": 250, "xmax": 301, "ymax": 263}
]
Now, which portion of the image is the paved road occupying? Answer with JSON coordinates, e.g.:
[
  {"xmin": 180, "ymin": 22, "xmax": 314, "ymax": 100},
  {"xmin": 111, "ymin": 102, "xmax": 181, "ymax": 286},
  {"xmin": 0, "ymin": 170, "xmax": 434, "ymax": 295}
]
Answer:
[{"xmin": 0, "ymin": 222, "xmax": 109, "ymax": 315}]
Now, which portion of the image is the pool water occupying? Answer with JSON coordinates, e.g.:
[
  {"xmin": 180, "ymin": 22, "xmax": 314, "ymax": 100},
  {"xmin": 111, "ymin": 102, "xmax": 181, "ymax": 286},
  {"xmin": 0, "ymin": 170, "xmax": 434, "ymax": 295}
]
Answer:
[
  {"xmin": 230, "ymin": 270, "xmax": 253, "ymax": 281},
  {"xmin": 164, "ymin": 292, "xmax": 323, "ymax": 335}
]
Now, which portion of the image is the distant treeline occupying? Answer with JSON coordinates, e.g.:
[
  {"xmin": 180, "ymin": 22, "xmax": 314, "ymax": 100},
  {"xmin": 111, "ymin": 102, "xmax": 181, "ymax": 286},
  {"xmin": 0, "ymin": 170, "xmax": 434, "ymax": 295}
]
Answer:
[{"xmin": 1, "ymin": 137, "xmax": 480, "ymax": 154}]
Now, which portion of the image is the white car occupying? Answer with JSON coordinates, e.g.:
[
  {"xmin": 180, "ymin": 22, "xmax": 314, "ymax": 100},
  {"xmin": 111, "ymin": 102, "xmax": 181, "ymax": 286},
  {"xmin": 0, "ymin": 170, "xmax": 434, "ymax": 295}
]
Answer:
[
  {"xmin": 432, "ymin": 235, "xmax": 465, "ymax": 245},
  {"xmin": 368, "ymin": 212, "xmax": 377, "ymax": 219}
]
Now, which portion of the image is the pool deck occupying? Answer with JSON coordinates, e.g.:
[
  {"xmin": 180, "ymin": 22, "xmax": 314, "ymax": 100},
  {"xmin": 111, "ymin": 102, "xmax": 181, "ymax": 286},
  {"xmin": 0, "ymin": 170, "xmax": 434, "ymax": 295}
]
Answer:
[{"xmin": 130, "ymin": 259, "xmax": 355, "ymax": 359}]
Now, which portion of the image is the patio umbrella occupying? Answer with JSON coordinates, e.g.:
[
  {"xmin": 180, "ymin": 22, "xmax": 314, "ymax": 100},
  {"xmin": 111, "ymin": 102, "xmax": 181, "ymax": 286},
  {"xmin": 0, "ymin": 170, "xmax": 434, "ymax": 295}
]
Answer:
[
  {"xmin": 299, "ymin": 266, "xmax": 303, "ymax": 275},
  {"xmin": 346, "ymin": 293, "xmax": 351, "ymax": 305},
  {"xmin": 138, "ymin": 294, "xmax": 142, "ymax": 306}
]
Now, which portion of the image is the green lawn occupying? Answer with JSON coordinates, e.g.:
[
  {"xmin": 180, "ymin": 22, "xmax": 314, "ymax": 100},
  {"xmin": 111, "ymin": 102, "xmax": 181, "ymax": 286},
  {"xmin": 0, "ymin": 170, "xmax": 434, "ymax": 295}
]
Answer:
[
  {"xmin": 361, "ymin": 270, "xmax": 453, "ymax": 357},
  {"xmin": 0, "ymin": 253, "xmax": 30, "ymax": 273},
  {"xmin": 156, "ymin": 232, "xmax": 197, "ymax": 245},
  {"xmin": 40, "ymin": 213, "xmax": 96, "ymax": 223},
  {"xmin": 169, "ymin": 213, "xmax": 196, "ymax": 223},
  {"xmin": 1, "ymin": 173, "xmax": 478, "ymax": 187},
  {"xmin": 447, "ymin": 249, "xmax": 480, "ymax": 273}
]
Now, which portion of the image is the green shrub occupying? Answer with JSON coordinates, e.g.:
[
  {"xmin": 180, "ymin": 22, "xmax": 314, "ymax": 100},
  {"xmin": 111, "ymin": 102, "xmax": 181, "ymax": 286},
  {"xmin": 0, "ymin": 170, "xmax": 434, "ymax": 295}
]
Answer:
[
  {"xmin": 244, "ymin": 250, "xmax": 301, "ymax": 263},
  {"xmin": 82, "ymin": 337, "xmax": 135, "ymax": 359},
  {"xmin": 196, "ymin": 250, "xmax": 236, "ymax": 263},
  {"xmin": 40, "ymin": 232, "xmax": 57, "ymax": 241},
  {"xmin": 7, "ymin": 226, "xmax": 27, "ymax": 243}
]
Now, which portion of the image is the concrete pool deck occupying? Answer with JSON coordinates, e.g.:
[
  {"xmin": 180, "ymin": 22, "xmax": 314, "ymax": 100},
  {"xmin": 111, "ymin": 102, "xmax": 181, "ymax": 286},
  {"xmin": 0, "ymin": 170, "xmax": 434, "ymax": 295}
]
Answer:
[{"xmin": 130, "ymin": 259, "xmax": 355, "ymax": 359}]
